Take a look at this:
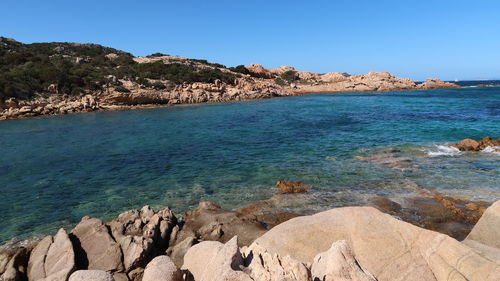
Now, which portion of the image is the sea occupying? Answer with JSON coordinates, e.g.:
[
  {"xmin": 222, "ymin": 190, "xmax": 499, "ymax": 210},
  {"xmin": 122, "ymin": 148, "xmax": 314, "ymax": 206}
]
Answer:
[{"xmin": 0, "ymin": 82, "xmax": 499, "ymax": 243}]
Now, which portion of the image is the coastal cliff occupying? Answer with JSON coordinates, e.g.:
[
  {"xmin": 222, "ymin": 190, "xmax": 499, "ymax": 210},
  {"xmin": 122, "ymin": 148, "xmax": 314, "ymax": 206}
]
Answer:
[{"xmin": 0, "ymin": 37, "xmax": 459, "ymax": 120}]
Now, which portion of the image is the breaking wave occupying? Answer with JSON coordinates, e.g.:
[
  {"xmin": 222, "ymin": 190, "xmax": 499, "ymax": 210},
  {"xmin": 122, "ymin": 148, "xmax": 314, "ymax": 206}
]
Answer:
[
  {"xmin": 426, "ymin": 145, "xmax": 462, "ymax": 156},
  {"xmin": 481, "ymin": 146, "xmax": 500, "ymax": 155}
]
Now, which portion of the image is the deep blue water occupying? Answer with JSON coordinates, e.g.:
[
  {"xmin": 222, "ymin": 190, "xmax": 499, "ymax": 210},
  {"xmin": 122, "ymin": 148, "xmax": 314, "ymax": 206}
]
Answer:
[{"xmin": 1, "ymin": 87, "xmax": 499, "ymax": 243}]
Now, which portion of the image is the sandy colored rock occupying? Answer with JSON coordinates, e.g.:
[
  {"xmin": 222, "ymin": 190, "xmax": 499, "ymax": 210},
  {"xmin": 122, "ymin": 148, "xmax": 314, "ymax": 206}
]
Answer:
[
  {"xmin": 252, "ymin": 205, "xmax": 500, "ymax": 281},
  {"xmin": 143, "ymin": 256, "xmax": 182, "ymax": 281},
  {"xmin": 71, "ymin": 217, "xmax": 124, "ymax": 272},
  {"xmin": 69, "ymin": 270, "xmax": 114, "ymax": 281},
  {"xmin": 28, "ymin": 235, "xmax": 53, "ymax": 281},
  {"xmin": 42, "ymin": 228, "xmax": 75, "ymax": 281},
  {"xmin": 311, "ymin": 240, "xmax": 376, "ymax": 281}
]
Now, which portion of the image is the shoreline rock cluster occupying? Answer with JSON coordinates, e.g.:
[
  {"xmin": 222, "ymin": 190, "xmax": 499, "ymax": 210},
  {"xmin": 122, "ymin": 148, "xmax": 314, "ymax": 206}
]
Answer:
[
  {"xmin": 0, "ymin": 60, "xmax": 461, "ymax": 121},
  {"xmin": 2, "ymin": 197, "xmax": 499, "ymax": 281},
  {"xmin": 451, "ymin": 136, "xmax": 500, "ymax": 152}
]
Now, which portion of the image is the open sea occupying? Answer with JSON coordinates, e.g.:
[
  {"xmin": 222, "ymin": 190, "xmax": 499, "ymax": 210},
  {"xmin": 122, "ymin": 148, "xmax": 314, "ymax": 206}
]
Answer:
[{"xmin": 0, "ymin": 85, "xmax": 499, "ymax": 243}]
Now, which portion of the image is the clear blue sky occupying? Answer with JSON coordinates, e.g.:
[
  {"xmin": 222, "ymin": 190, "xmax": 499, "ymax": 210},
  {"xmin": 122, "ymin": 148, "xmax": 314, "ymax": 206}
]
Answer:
[{"xmin": 2, "ymin": 0, "xmax": 499, "ymax": 81}]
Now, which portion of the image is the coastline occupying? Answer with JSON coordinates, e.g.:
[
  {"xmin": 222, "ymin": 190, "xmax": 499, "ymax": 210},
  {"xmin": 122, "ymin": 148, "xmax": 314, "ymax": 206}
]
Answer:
[{"xmin": 0, "ymin": 81, "xmax": 461, "ymax": 122}]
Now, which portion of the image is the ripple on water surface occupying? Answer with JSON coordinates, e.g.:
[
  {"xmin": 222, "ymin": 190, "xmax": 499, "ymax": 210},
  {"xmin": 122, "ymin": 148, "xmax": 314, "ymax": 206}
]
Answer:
[{"xmin": 0, "ymin": 87, "xmax": 499, "ymax": 243}]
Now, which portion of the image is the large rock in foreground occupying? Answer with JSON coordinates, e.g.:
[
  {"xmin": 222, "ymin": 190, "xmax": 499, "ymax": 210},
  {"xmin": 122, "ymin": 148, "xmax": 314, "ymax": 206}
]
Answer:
[{"xmin": 252, "ymin": 204, "xmax": 500, "ymax": 281}]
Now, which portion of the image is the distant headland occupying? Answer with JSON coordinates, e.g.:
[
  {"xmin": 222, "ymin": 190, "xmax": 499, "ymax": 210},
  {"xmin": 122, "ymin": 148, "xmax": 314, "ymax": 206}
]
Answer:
[{"xmin": 0, "ymin": 37, "xmax": 460, "ymax": 120}]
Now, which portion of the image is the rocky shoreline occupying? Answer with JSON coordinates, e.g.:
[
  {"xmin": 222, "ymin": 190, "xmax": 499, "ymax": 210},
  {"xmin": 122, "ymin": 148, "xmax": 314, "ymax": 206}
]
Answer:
[
  {"xmin": 0, "ymin": 61, "xmax": 460, "ymax": 121},
  {"xmin": 1, "ymin": 183, "xmax": 499, "ymax": 281}
]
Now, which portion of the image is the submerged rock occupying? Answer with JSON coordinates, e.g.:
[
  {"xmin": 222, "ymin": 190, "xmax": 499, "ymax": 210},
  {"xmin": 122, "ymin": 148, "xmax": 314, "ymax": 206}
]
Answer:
[
  {"xmin": 275, "ymin": 180, "xmax": 310, "ymax": 193},
  {"xmin": 368, "ymin": 187, "xmax": 491, "ymax": 240}
]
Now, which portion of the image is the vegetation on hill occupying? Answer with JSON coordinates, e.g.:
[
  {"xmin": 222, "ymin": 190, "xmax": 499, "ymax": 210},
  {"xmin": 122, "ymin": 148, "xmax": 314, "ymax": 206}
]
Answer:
[{"xmin": 0, "ymin": 37, "xmax": 239, "ymax": 101}]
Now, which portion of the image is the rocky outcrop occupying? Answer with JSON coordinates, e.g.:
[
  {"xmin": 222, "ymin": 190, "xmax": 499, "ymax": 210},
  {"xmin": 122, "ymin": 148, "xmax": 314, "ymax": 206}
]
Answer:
[
  {"xmin": 68, "ymin": 270, "xmax": 114, "ymax": 281},
  {"xmin": 252, "ymin": 204, "xmax": 500, "ymax": 281},
  {"xmin": 417, "ymin": 79, "xmax": 461, "ymax": 89},
  {"xmin": 294, "ymin": 71, "xmax": 418, "ymax": 94},
  {"xmin": 107, "ymin": 206, "xmax": 177, "ymax": 273},
  {"xmin": 64, "ymin": 205, "xmax": 177, "ymax": 281},
  {"xmin": 451, "ymin": 136, "xmax": 500, "ymax": 151}
]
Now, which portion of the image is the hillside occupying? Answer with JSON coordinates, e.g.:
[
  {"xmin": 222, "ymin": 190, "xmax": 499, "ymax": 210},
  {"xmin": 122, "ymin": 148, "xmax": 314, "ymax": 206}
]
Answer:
[{"xmin": 0, "ymin": 37, "xmax": 459, "ymax": 120}]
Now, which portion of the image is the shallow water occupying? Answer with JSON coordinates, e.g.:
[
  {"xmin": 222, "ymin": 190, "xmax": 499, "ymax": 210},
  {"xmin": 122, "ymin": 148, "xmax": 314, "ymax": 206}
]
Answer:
[{"xmin": 0, "ymin": 87, "xmax": 499, "ymax": 243}]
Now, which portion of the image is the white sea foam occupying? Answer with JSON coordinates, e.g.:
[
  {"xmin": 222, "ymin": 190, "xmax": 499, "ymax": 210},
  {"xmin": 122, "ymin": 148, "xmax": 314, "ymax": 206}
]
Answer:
[
  {"xmin": 427, "ymin": 145, "xmax": 462, "ymax": 156},
  {"xmin": 481, "ymin": 146, "xmax": 500, "ymax": 155}
]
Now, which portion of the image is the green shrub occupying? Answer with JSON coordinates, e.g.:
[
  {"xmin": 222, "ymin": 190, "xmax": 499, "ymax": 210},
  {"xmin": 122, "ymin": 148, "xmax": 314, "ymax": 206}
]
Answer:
[
  {"xmin": 281, "ymin": 70, "xmax": 298, "ymax": 83},
  {"xmin": 147, "ymin": 52, "xmax": 168, "ymax": 57},
  {"xmin": 0, "ymin": 37, "xmax": 238, "ymax": 101},
  {"xmin": 115, "ymin": 86, "xmax": 130, "ymax": 93},
  {"xmin": 274, "ymin": 78, "xmax": 287, "ymax": 86},
  {"xmin": 228, "ymin": 65, "xmax": 251, "ymax": 75}
]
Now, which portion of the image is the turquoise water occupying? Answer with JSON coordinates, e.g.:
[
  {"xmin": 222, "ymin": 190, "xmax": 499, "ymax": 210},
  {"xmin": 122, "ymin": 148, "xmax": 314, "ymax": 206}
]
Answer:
[{"xmin": 1, "ymin": 87, "xmax": 499, "ymax": 243}]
